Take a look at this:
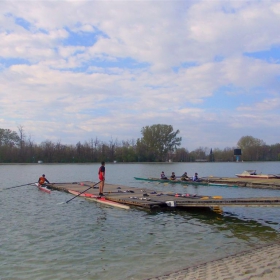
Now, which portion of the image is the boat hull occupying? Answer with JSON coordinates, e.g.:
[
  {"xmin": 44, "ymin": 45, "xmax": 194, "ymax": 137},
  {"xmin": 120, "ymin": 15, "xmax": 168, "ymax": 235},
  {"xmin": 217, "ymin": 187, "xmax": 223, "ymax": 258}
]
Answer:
[
  {"xmin": 235, "ymin": 170, "xmax": 277, "ymax": 179},
  {"xmin": 135, "ymin": 177, "xmax": 197, "ymax": 183},
  {"xmin": 68, "ymin": 190, "xmax": 130, "ymax": 210},
  {"xmin": 35, "ymin": 183, "xmax": 51, "ymax": 194},
  {"xmin": 235, "ymin": 174, "xmax": 276, "ymax": 179},
  {"xmin": 134, "ymin": 177, "xmax": 208, "ymax": 185},
  {"xmin": 134, "ymin": 177, "xmax": 237, "ymax": 187}
]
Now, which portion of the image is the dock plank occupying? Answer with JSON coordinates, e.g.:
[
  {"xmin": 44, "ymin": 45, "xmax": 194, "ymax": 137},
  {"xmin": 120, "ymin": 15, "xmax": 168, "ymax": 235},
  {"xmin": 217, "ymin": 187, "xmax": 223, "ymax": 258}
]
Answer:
[{"xmin": 48, "ymin": 181, "xmax": 280, "ymax": 210}]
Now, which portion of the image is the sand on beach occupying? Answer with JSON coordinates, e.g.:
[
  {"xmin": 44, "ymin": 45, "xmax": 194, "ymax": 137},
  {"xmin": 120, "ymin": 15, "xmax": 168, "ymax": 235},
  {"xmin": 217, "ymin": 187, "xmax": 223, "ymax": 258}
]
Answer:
[{"xmin": 147, "ymin": 242, "xmax": 280, "ymax": 280}]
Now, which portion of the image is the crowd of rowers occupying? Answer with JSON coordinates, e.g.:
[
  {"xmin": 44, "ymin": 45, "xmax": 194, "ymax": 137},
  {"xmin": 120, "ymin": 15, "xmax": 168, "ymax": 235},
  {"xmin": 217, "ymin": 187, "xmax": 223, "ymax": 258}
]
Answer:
[{"xmin": 160, "ymin": 171, "xmax": 201, "ymax": 182}]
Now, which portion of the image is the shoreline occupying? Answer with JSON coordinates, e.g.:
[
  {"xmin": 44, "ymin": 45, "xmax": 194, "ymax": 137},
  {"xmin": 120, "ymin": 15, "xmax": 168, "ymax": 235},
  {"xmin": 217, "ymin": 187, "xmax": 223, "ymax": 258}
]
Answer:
[{"xmin": 147, "ymin": 242, "xmax": 280, "ymax": 280}]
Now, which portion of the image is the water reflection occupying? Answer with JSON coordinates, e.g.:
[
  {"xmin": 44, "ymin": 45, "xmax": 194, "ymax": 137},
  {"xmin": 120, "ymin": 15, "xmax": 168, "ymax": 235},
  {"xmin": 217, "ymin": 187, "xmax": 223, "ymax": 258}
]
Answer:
[
  {"xmin": 1, "ymin": 163, "xmax": 280, "ymax": 280},
  {"xmin": 145, "ymin": 208, "xmax": 280, "ymax": 244}
]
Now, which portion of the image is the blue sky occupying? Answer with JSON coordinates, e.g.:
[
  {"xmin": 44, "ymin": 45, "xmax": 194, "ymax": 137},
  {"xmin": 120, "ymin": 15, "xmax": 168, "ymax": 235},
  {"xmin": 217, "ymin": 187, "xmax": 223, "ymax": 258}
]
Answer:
[{"xmin": 1, "ymin": 0, "xmax": 280, "ymax": 151}]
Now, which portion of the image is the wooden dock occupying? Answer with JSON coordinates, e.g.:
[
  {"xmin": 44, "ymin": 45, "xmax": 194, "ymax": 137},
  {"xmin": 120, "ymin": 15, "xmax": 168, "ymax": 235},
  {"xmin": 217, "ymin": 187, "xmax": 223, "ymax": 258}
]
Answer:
[
  {"xmin": 48, "ymin": 181, "xmax": 280, "ymax": 210},
  {"xmin": 204, "ymin": 176, "xmax": 280, "ymax": 189}
]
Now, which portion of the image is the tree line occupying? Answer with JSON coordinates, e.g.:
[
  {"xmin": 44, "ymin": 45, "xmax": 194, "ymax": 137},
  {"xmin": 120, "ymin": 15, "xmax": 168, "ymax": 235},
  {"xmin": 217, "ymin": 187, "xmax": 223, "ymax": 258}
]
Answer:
[{"xmin": 0, "ymin": 125, "xmax": 280, "ymax": 163}]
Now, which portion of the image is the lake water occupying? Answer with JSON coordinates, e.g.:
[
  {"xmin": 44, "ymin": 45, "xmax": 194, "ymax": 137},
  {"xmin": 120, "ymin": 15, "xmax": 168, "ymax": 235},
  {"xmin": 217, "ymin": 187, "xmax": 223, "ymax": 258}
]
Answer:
[{"xmin": 1, "ymin": 162, "xmax": 280, "ymax": 280}]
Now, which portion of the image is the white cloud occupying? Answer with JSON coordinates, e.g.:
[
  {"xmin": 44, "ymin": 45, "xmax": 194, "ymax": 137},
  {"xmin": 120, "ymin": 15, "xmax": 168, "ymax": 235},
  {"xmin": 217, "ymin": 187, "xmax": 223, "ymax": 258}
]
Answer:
[
  {"xmin": 0, "ymin": 0, "xmax": 280, "ymax": 150},
  {"xmin": 237, "ymin": 98, "xmax": 280, "ymax": 112}
]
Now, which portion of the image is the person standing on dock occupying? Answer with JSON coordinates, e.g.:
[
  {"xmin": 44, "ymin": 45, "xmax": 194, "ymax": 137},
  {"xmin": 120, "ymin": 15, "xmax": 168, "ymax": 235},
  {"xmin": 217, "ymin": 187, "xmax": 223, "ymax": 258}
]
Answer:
[
  {"xmin": 38, "ymin": 174, "xmax": 50, "ymax": 185},
  {"xmin": 98, "ymin": 161, "xmax": 105, "ymax": 196}
]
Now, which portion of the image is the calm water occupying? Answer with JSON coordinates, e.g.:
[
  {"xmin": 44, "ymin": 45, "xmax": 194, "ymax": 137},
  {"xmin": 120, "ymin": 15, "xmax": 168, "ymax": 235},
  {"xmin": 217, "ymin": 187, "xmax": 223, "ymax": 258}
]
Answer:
[{"xmin": 0, "ymin": 162, "xmax": 280, "ymax": 280}]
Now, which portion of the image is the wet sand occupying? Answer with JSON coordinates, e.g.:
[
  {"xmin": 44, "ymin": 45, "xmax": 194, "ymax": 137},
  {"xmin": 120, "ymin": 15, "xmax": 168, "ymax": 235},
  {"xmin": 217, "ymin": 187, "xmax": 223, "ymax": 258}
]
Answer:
[{"xmin": 148, "ymin": 242, "xmax": 280, "ymax": 280}]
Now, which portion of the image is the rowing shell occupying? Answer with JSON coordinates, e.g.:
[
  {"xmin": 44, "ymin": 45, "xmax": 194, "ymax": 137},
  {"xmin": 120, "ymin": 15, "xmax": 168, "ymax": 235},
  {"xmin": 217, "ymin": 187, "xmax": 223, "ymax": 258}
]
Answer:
[
  {"xmin": 35, "ymin": 183, "xmax": 51, "ymax": 194},
  {"xmin": 134, "ymin": 177, "xmax": 208, "ymax": 185},
  {"xmin": 134, "ymin": 177, "xmax": 237, "ymax": 187},
  {"xmin": 68, "ymin": 190, "xmax": 130, "ymax": 210}
]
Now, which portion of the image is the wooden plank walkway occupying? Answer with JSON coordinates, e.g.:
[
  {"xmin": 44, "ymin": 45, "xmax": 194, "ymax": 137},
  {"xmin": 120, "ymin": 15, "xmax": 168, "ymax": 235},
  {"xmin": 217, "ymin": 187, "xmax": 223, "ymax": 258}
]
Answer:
[
  {"xmin": 48, "ymin": 181, "xmax": 280, "ymax": 210},
  {"xmin": 204, "ymin": 176, "xmax": 280, "ymax": 189}
]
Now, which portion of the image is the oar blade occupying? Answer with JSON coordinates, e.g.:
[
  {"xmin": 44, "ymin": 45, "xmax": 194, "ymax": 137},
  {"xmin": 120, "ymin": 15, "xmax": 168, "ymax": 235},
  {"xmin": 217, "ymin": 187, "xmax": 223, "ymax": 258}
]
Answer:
[{"xmin": 57, "ymin": 202, "xmax": 66, "ymax": 205}]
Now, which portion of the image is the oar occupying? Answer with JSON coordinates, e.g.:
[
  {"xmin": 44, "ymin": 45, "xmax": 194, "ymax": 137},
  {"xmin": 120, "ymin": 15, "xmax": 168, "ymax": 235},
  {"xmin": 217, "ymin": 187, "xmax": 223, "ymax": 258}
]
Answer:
[
  {"xmin": 52, "ymin": 182, "xmax": 78, "ymax": 184},
  {"xmin": 58, "ymin": 181, "xmax": 101, "ymax": 205},
  {"xmin": 79, "ymin": 183, "xmax": 99, "ymax": 189},
  {"xmin": 1, "ymin": 182, "xmax": 36, "ymax": 191}
]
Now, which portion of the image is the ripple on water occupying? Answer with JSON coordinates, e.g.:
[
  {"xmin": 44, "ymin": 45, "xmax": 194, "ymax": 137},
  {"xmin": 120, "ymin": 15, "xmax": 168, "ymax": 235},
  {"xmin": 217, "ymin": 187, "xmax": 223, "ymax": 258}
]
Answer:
[{"xmin": 1, "ymin": 164, "xmax": 280, "ymax": 279}]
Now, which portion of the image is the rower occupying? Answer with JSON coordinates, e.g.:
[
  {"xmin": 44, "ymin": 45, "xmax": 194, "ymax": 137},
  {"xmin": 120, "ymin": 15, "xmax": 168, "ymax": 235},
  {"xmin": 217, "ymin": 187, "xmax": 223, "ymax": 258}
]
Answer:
[
  {"xmin": 170, "ymin": 172, "xmax": 176, "ymax": 180},
  {"xmin": 161, "ymin": 171, "xmax": 168, "ymax": 180},
  {"xmin": 181, "ymin": 172, "xmax": 189, "ymax": 181},
  {"xmin": 192, "ymin": 172, "xmax": 200, "ymax": 182},
  {"xmin": 38, "ymin": 174, "xmax": 50, "ymax": 186}
]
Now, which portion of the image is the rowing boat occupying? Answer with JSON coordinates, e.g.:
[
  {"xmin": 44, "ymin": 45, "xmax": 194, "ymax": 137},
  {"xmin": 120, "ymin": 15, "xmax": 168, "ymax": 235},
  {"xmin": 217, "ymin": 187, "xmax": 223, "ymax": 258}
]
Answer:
[
  {"xmin": 134, "ymin": 177, "xmax": 236, "ymax": 187},
  {"xmin": 235, "ymin": 170, "xmax": 277, "ymax": 179},
  {"xmin": 134, "ymin": 177, "xmax": 208, "ymax": 185},
  {"xmin": 68, "ymin": 190, "xmax": 130, "ymax": 210},
  {"xmin": 134, "ymin": 177, "xmax": 202, "ymax": 184},
  {"xmin": 35, "ymin": 183, "xmax": 51, "ymax": 194}
]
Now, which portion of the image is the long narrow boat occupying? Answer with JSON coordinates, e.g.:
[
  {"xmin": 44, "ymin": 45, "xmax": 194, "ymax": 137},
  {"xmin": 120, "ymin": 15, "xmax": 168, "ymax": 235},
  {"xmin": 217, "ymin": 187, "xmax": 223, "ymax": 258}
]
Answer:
[
  {"xmin": 68, "ymin": 190, "xmax": 130, "ymax": 210},
  {"xmin": 134, "ymin": 177, "xmax": 209, "ymax": 185},
  {"xmin": 235, "ymin": 170, "xmax": 277, "ymax": 179},
  {"xmin": 35, "ymin": 183, "xmax": 51, "ymax": 194},
  {"xmin": 134, "ymin": 177, "xmax": 234, "ymax": 187},
  {"xmin": 134, "ymin": 177, "xmax": 201, "ymax": 184}
]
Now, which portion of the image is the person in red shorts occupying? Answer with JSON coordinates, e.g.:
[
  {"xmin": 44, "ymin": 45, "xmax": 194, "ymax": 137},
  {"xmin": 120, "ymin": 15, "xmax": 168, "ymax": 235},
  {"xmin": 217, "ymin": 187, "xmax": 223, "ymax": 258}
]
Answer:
[{"xmin": 98, "ymin": 161, "xmax": 105, "ymax": 196}]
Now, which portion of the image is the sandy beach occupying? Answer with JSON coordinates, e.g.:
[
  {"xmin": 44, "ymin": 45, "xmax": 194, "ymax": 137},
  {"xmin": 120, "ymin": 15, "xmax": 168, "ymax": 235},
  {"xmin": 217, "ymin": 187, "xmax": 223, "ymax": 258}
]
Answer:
[{"xmin": 147, "ymin": 242, "xmax": 280, "ymax": 280}]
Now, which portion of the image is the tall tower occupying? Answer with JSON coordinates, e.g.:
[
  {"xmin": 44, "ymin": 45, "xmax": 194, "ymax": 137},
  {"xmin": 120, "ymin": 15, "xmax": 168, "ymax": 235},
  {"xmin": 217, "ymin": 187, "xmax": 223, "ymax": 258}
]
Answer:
[{"xmin": 234, "ymin": 149, "xmax": 242, "ymax": 162}]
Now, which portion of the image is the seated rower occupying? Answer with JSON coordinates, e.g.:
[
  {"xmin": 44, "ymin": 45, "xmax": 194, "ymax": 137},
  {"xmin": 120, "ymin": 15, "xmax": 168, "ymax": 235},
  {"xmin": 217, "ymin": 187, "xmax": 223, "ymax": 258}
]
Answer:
[
  {"xmin": 181, "ymin": 172, "xmax": 189, "ymax": 181},
  {"xmin": 161, "ymin": 171, "xmax": 168, "ymax": 180},
  {"xmin": 38, "ymin": 174, "xmax": 50, "ymax": 186},
  {"xmin": 192, "ymin": 172, "xmax": 201, "ymax": 182},
  {"xmin": 170, "ymin": 172, "xmax": 176, "ymax": 180}
]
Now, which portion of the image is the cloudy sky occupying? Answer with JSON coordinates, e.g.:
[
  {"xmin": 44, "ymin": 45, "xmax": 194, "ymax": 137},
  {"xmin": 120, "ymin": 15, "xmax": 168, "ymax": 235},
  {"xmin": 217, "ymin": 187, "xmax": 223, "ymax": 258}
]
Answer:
[{"xmin": 1, "ymin": 0, "xmax": 280, "ymax": 151}]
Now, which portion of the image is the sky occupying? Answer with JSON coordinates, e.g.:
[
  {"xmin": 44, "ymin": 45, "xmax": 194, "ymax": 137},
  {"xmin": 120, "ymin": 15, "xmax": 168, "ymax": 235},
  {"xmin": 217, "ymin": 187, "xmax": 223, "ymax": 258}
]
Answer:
[{"xmin": 1, "ymin": 0, "xmax": 280, "ymax": 151}]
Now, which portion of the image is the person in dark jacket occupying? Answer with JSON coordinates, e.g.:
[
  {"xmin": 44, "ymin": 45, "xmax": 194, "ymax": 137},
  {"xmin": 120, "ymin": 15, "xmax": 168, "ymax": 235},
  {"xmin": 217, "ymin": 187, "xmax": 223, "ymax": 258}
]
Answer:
[
  {"xmin": 170, "ymin": 172, "xmax": 176, "ymax": 180},
  {"xmin": 181, "ymin": 172, "xmax": 189, "ymax": 181},
  {"xmin": 38, "ymin": 174, "xmax": 50, "ymax": 185}
]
